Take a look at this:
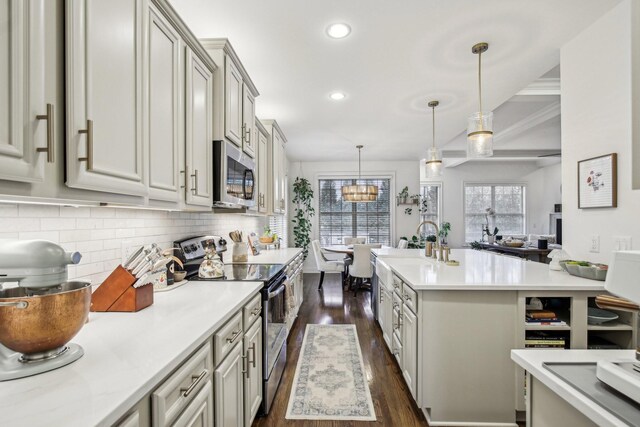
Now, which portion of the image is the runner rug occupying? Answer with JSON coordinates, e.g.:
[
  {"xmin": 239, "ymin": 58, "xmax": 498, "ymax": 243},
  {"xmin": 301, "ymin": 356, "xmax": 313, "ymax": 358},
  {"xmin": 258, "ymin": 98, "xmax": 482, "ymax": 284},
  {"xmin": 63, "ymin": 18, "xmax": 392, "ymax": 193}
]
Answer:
[{"xmin": 285, "ymin": 324, "xmax": 376, "ymax": 421}]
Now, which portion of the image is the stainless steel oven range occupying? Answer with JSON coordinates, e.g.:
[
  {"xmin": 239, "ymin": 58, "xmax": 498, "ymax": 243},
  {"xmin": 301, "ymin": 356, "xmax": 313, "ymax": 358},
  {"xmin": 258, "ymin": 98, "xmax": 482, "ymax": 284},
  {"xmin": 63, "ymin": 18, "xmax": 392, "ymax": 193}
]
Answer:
[{"xmin": 173, "ymin": 236, "xmax": 288, "ymax": 415}]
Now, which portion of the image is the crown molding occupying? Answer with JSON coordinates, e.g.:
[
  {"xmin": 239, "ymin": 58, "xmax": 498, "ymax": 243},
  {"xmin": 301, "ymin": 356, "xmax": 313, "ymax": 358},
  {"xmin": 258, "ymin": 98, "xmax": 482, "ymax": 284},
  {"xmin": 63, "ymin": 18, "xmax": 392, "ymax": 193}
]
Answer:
[
  {"xmin": 516, "ymin": 78, "xmax": 560, "ymax": 96},
  {"xmin": 200, "ymin": 38, "xmax": 260, "ymax": 97}
]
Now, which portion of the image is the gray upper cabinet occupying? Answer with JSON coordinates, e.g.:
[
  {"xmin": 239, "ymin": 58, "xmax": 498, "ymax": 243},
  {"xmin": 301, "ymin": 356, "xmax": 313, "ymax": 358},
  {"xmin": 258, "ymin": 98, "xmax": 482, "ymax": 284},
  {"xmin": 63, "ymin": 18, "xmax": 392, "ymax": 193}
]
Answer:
[
  {"xmin": 65, "ymin": 0, "xmax": 147, "ymax": 196},
  {"xmin": 201, "ymin": 39, "xmax": 259, "ymax": 158},
  {"xmin": 0, "ymin": 0, "xmax": 48, "ymax": 183},
  {"xmin": 146, "ymin": 4, "xmax": 183, "ymax": 203}
]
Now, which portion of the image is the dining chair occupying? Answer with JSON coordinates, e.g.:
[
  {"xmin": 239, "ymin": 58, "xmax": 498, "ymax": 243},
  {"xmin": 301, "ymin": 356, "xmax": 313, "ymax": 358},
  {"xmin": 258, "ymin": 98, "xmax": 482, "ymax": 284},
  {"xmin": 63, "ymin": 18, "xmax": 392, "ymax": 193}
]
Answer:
[
  {"xmin": 343, "ymin": 237, "xmax": 366, "ymax": 245},
  {"xmin": 348, "ymin": 243, "xmax": 382, "ymax": 296},
  {"xmin": 311, "ymin": 240, "xmax": 345, "ymax": 290},
  {"xmin": 397, "ymin": 239, "xmax": 409, "ymax": 249}
]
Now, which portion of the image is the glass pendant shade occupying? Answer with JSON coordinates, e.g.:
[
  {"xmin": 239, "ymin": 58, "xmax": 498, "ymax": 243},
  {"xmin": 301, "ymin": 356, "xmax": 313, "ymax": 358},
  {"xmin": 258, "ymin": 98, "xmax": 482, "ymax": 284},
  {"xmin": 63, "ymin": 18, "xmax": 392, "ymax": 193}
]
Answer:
[
  {"xmin": 467, "ymin": 111, "xmax": 494, "ymax": 158},
  {"xmin": 425, "ymin": 147, "xmax": 442, "ymax": 178},
  {"xmin": 341, "ymin": 145, "xmax": 379, "ymax": 202},
  {"xmin": 341, "ymin": 184, "xmax": 379, "ymax": 202}
]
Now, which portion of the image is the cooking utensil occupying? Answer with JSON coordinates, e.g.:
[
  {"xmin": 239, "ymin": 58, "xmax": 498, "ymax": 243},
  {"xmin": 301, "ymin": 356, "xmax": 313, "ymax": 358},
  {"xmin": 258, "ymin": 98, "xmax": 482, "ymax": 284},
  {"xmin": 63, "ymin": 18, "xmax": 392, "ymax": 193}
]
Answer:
[
  {"xmin": 229, "ymin": 230, "xmax": 243, "ymax": 243},
  {"xmin": 123, "ymin": 246, "xmax": 144, "ymax": 270},
  {"xmin": 133, "ymin": 268, "xmax": 166, "ymax": 288},
  {"xmin": 0, "ymin": 281, "xmax": 91, "ymax": 356},
  {"xmin": 127, "ymin": 248, "xmax": 151, "ymax": 272},
  {"xmin": 132, "ymin": 257, "xmax": 153, "ymax": 276}
]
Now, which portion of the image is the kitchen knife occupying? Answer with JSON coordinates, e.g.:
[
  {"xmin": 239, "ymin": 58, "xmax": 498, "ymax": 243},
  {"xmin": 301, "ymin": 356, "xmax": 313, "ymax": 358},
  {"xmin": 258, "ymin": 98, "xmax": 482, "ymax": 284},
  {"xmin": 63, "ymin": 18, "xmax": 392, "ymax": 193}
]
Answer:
[
  {"xmin": 127, "ymin": 248, "xmax": 152, "ymax": 271},
  {"xmin": 133, "ymin": 267, "xmax": 167, "ymax": 288},
  {"xmin": 123, "ymin": 246, "xmax": 144, "ymax": 270},
  {"xmin": 132, "ymin": 257, "xmax": 153, "ymax": 277}
]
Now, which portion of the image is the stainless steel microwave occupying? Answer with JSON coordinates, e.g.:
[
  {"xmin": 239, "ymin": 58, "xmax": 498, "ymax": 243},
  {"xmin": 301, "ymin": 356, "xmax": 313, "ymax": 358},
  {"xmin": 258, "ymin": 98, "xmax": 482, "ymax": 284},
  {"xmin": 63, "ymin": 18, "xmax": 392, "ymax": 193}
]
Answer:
[{"xmin": 213, "ymin": 140, "xmax": 256, "ymax": 208}]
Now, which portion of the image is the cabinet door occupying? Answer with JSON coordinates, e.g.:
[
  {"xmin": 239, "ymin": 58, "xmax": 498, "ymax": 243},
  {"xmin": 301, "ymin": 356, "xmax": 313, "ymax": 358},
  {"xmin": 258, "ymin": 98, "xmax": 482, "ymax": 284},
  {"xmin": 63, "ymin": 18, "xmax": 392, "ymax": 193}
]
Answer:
[
  {"xmin": 382, "ymin": 288, "xmax": 393, "ymax": 349},
  {"xmin": 214, "ymin": 343, "xmax": 244, "ymax": 427},
  {"xmin": 0, "ymin": 0, "xmax": 47, "ymax": 183},
  {"xmin": 185, "ymin": 48, "xmax": 213, "ymax": 207},
  {"xmin": 257, "ymin": 128, "xmax": 268, "ymax": 213},
  {"xmin": 66, "ymin": 0, "xmax": 147, "ymax": 196},
  {"xmin": 271, "ymin": 130, "xmax": 282, "ymax": 213},
  {"xmin": 243, "ymin": 320, "xmax": 262, "ymax": 427},
  {"xmin": 146, "ymin": 5, "xmax": 182, "ymax": 202},
  {"xmin": 224, "ymin": 57, "xmax": 243, "ymax": 146},
  {"xmin": 241, "ymin": 85, "xmax": 255, "ymax": 158},
  {"xmin": 173, "ymin": 382, "xmax": 214, "ymax": 427},
  {"xmin": 401, "ymin": 306, "xmax": 418, "ymax": 400}
]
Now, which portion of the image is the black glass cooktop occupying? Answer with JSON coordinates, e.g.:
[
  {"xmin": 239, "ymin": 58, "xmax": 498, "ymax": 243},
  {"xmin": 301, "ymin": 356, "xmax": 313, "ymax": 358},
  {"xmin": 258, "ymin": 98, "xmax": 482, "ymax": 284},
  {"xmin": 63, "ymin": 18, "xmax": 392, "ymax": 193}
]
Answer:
[{"xmin": 188, "ymin": 263, "xmax": 285, "ymax": 283}]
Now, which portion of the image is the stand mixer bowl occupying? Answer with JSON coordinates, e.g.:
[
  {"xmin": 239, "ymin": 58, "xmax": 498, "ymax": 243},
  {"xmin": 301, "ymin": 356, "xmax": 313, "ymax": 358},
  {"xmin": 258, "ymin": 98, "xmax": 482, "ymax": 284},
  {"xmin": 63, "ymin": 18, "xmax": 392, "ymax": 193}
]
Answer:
[{"xmin": 0, "ymin": 281, "xmax": 91, "ymax": 358}]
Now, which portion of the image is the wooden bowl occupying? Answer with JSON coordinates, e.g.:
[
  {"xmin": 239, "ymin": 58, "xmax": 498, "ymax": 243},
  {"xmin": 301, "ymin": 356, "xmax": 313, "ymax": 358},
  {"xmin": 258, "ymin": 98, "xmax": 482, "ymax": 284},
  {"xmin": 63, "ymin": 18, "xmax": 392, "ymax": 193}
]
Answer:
[
  {"xmin": 504, "ymin": 241, "xmax": 525, "ymax": 248},
  {"xmin": 174, "ymin": 271, "xmax": 187, "ymax": 282},
  {"xmin": 259, "ymin": 237, "xmax": 274, "ymax": 244}
]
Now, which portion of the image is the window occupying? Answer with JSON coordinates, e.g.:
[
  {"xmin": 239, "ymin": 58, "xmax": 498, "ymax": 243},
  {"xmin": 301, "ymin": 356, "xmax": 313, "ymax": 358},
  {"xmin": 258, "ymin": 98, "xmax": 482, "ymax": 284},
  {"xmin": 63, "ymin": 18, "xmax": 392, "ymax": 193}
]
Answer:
[
  {"xmin": 464, "ymin": 183, "xmax": 526, "ymax": 242},
  {"xmin": 419, "ymin": 183, "xmax": 441, "ymax": 227},
  {"xmin": 318, "ymin": 178, "xmax": 391, "ymax": 245}
]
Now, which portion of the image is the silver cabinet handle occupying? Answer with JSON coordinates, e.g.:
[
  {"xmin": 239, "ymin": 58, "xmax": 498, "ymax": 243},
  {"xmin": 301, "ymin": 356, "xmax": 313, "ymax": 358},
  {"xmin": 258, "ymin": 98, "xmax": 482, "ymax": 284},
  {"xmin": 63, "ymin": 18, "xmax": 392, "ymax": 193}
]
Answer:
[
  {"xmin": 226, "ymin": 330, "xmax": 242, "ymax": 344},
  {"xmin": 78, "ymin": 119, "xmax": 93, "ymax": 170},
  {"xmin": 403, "ymin": 293, "xmax": 411, "ymax": 301},
  {"xmin": 179, "ymin": 369, "xmax": 208, "ymax": 397},
  {"xmin": 248, "ymin": 342, "xmax": 257, "ymax": 370},
  {"xmin": 244, "ymin": 125, "xmax": 251, "ymax": 144},
  {"xmin": 392, "ymin": 349, "xmax": 399, "ymax": 356},
  {"xmin": 393, "ymin": 302, "xmax": 399, "ymax": 309},
  {"xmin": 180, "ymin": 170, "xmax": 186, "ymax": 189},
  {"xmin": 36, "ymin": 103, "xmax": 55, "ymax": 163},
  {"xmin": 251, "ymin": 306, "xmax": 261, "ymax": 316},
  {"xmin": 190, "ymin": 169, "xmax": 199, "ymax": 195},
  {"xmin": 0, "ymin": 301, "xmax": 28, "ymax": 309},
  {"xmin": 242, "ymin": 352, "xmax": 248, "ymax": 376}
]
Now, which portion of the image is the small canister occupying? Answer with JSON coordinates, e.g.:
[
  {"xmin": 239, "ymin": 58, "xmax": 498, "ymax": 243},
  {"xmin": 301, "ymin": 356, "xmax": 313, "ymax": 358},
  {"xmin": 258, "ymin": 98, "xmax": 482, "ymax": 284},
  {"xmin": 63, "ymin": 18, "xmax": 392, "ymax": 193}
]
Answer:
[
  {"xmin": 538, "ymin": 238, "xmax": 548, "ymax": 250},
  {"xmin": 426, "ymin": 242, "xmax": 433, "ymax": 257}
]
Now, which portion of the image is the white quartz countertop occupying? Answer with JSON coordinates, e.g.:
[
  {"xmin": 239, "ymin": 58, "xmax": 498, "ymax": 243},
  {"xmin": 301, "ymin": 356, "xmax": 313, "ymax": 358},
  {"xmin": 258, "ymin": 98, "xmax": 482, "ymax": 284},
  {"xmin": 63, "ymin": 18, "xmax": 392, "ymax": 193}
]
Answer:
[
  {"xmin": 0, "ymin": 280, "xmax": 262, "ymax": 427},
  {"xmin": 378, "ymin": 249, "xmax": 606, "ymax": 291},
  {"xmin": 238, "ymin": 247, "xmax": 302, "ymax": 265},
  {"xmin": 511, "ymin": 349, "xmax": 636, "ymax": 427}
]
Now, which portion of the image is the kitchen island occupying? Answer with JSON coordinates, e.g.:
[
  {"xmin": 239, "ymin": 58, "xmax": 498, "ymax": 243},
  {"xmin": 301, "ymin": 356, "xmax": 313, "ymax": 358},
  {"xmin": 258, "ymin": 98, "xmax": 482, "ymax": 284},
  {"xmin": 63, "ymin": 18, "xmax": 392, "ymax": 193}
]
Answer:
[
  {"xmin": 0, "ymin": 280, "xmax": 262, "ymax": 427},
  {"xmin": 373, "ymin": 249, "xmax": 634, "ymax": 426}
]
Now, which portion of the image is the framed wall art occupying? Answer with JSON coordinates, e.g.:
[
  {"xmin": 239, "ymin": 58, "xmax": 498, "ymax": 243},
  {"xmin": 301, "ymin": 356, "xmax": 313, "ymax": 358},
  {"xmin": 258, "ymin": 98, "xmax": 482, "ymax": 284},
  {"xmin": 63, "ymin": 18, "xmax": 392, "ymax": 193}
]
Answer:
[{"xmin": 578, "ymin": 153, "xmax": 617, "ymax": 209}]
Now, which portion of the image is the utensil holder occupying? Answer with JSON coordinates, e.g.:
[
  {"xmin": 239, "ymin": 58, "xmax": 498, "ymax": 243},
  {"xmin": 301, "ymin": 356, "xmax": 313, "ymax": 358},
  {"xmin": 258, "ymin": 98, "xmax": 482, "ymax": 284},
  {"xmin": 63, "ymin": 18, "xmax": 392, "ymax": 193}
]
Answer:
[
  {"xmin": 232, "ymin": 242, "xmax": 249, "ymax": 263},
  {"xmin": 90, "ymin": 265, "xmax": 153, "ymax": 312}
]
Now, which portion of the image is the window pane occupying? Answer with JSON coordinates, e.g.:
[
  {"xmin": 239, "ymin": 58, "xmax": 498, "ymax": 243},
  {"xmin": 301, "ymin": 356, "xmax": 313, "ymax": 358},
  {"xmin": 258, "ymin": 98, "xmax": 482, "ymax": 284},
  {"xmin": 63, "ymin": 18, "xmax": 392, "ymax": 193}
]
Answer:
[
  {"xmin": 318, "ymin": 178, "xmax": 391, "ymax": 246},
  {"xmin": 464, "ymin": 184, "xmax": 526, "ymax": 242}
]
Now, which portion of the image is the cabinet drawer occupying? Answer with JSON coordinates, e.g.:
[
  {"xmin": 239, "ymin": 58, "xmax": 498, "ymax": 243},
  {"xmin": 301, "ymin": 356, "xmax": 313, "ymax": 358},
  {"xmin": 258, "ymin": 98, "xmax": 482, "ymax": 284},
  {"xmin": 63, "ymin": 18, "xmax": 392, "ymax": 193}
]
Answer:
[
  {"xmin": 243, "ymin": 293, "xmax": 262, "ymax": 330},
  {"xmin": 392, "ymin": 289, "xmax": 403, "ymax": 310},
  {"xmin": 152, "ymin": 342, "xmax": 213, "ymax": 427},
  {"xmin": 392, "ymin": 275, "xmax": 402, "ymax": 295},
  {"xmin": 214, "ymin": 311, "xmax": 243, "ymax": 365},
  {"xmin": 402, "ymin": 284, "xmax": 418, "ymax": 314}
]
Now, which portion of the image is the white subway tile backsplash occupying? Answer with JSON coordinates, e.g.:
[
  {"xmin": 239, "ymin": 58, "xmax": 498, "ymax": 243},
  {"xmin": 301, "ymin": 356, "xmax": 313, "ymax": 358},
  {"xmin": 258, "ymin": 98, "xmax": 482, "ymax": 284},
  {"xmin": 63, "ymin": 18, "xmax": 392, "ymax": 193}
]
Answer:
[
  {"xmin": 41, "ymin": 218, "xmax": 77, "ymax": 231},
  {"xmin": 0, "ymin": 205, "xmax": 268, "ymax": 284}
]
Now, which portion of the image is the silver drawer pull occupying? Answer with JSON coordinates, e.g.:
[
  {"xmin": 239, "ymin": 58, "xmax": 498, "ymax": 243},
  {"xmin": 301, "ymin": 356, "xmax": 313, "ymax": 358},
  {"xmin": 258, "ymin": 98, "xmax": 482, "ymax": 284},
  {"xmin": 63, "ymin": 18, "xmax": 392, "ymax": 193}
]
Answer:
[
  {"xmin": 226, "ymin": 330, "xmax": 242, "ymax": 344},
  {"xmin": 403, "ymin": 293, "xmax": 411, "ymax": 301},
  {"xmin": 393, "ymin": 350, "xmax": 399, "ymax": 356},
  {"xmin": 251, "ymin": 307, "xmax": 261, "ymax": 316},
  {"xmin": 249, "ymin": 342, "xmax": 257, "ymax": 368},
  {"xmin": 179, "ymin": 369, "xmax": 208, "ymax": 398},
  {"xmin": 36, "ymin": 103, "xmax": 55, "ymax": 163},
  {"xmin": 393, "ymin": 302, "xmax": 399, "ymax": 309},
  {"xmin": 242, "ymin": 353, "xmax": 248, "ymax": 377}
]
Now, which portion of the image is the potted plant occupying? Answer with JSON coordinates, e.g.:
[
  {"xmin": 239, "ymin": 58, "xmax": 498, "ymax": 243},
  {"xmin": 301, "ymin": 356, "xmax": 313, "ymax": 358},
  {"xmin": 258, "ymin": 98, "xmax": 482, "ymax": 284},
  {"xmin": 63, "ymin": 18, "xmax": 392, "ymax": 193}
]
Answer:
[
  {"xmin": 397, "ymin": 186, "xmax": 409, "ymax": 204},
  {"xmin": 292, "ymin": 177, "xmax": 315, "ymax": 259},
  {"xmin": 260, "ymin": 226, "xmax": 275, "ymax": 244},
  {"xmin": 438, "ymin": 222, "xmax": 451, "ymax": 245},
  {"xmin": 485, "ymin": 227, "xmax": 499, "ymax": 244}
]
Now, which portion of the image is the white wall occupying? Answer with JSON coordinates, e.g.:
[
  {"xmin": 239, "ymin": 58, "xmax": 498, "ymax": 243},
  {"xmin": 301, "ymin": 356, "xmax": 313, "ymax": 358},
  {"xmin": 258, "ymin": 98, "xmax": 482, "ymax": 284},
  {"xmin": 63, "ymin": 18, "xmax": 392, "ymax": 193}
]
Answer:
[
  {"xmin": 422, "ymin": 161, "xmax": 559, "ymax": 248},
  {"xmin": 522, "ymin": 162, "xmax": 562, "ymax": 235},
  {"xmin": 288, "ymin": 160, "xmax": 420, "ymax": 270},
  {"xmin": 561, "ymin": 0, "xmax": 639, "ymax": 262},
  {"xmin": 0, "ymin": 204, "xmax": 267, "ymax": 285}
]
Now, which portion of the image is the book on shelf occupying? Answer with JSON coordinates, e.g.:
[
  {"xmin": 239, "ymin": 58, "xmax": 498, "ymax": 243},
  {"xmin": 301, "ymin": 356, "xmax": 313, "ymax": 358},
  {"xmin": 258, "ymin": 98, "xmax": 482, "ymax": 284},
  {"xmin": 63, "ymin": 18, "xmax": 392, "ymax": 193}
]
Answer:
[
  {"xmin": 525, "ymin": 319, "xmax": 568, "ymax": 326},
  {"xmin": 525, "ymin": 339, "xmax": 566, "ymax": 345},
  {"xmin": 526, "ymin": 310, "xmax": 558, "ymax": 319},
  {"xmin": 525, "ymin": 344, "xmax": 566, "ymax": 349}
]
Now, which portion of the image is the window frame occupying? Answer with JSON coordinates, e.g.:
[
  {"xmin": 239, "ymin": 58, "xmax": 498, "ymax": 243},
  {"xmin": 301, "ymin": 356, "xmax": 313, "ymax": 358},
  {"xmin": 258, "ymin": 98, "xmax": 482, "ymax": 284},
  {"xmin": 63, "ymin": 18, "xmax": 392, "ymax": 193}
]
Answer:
[
  {"xmin": 315, "ymin": 173, "xmax": 396, "ymax": 246},
  {"xmin": 419, "ymin": 182, "xmax": 442, "ymax": 228},
  {"xmin": 462, "ymin": 181, "xmax": 527, "ymax": 243}
]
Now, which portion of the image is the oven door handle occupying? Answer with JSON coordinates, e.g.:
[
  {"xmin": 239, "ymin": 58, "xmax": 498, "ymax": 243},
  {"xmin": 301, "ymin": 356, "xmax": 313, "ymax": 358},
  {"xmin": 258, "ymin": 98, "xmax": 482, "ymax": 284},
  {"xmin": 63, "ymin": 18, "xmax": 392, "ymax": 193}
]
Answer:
[{"xmin": 267, "ymin": 282, "xmax": 286, "ymax": 299}]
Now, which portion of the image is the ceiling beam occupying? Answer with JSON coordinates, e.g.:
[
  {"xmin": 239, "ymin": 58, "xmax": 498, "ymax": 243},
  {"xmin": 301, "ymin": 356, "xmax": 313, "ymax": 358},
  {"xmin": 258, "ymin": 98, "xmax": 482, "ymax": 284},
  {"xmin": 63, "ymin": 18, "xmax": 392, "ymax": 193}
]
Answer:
[
  {"xmin": 494, "ymin": 100, "xmax": 561, "ymax": 145},
  {"xmin": 516, "ymin": 78, "xmax": 560, "ymax": 96},
  {"xmin": 442, "ymin": 148, "xmax": 560, "ymax": 162}
]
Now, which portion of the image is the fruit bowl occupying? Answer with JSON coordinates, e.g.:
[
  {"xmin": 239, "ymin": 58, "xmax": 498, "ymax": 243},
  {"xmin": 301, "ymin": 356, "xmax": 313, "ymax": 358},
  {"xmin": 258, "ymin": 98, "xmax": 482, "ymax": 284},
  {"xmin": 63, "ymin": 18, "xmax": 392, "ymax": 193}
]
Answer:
[
  {"xmin": 559, "ymin": 260, "xmax": 608, "ymax": 281},
  {"xmin": 503, "ymin": 240, "xmax": 525, "ymax": 248},
  {"xmin": 259, "ymin": 236, "xmax": 274, "ymax": 244}
]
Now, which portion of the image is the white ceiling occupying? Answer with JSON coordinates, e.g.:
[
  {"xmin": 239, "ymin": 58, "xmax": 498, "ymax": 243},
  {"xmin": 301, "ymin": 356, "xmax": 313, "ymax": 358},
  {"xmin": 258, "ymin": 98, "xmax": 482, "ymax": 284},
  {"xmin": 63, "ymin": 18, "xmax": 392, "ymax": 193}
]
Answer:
[{"xmin": 169, "ymin": 0, "xmax": 620, "ymax": 162}]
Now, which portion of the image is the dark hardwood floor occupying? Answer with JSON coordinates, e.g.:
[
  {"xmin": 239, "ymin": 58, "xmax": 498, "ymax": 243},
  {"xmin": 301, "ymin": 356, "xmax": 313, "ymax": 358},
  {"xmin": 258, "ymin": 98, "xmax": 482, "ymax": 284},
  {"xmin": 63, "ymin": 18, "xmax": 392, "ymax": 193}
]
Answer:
[{"xmin": 253, "ymin": 272, "xmax": 429, "ymax": 427}]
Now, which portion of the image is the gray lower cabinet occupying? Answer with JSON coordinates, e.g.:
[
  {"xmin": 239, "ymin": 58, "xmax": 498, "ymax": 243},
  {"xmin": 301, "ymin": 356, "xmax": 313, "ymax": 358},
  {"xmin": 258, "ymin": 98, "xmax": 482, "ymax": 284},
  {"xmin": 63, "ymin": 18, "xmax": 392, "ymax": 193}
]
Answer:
[
  {"xmin": 173, "ymin": 382, "xmax": 214, "ymax": 427},
  {"xmin": 214, "ymin": 342, "xmax": 244, "ymax": 427},
  {"xmin": 243, "ymin": 320, "xmax": 263, "ymax": 427},
  {"xmin": 401, "ymin": 305, "xmax": 418, "ymax": 400}
]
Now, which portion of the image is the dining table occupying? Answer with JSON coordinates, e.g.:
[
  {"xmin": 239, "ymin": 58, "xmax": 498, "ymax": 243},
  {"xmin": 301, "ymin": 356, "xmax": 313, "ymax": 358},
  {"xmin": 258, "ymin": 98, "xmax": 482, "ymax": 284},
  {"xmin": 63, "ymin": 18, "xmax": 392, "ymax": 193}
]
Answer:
[{"xmin": 322, "ymin": 244, "xmax": 356, "ymax": 257}]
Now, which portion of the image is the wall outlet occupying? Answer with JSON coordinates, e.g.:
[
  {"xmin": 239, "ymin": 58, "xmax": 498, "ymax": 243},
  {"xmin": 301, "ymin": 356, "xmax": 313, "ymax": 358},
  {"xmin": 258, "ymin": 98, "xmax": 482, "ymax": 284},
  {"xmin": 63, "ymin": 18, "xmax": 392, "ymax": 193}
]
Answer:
[
  {"xmin": 613, "ymin": 236, "xmax": 632, "ymax": 251},
  {"xmin": 590, "ymin": 235, "xmax": 600, "ymax": 253}
]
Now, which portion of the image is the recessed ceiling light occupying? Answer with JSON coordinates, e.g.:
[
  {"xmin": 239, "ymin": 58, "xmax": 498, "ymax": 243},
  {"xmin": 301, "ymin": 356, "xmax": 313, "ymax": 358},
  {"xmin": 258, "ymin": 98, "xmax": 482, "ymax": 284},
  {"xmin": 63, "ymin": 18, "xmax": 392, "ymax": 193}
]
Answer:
[
  {"xmin": 330, "ymin": 92, "xmax": 346, "ymax": 100},
  {"xmin": 326, "ymin": 23, "xmax": 351, "ymax": 39}
]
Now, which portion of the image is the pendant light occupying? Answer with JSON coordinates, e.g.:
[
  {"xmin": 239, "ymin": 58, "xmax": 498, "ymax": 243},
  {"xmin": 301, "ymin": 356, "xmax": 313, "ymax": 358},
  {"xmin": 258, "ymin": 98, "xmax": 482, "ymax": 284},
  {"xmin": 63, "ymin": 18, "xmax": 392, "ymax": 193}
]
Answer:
[
  {"xmin": 425, "ymin": 100, "xmax": 442, "ymax": 178},
  {"xmin": 467, "ymin": 42, "xmax": 493, "ymax": 158},
  {"xmin": 341, "ymin": 145, "xmax": 379, "ymax": 202}
]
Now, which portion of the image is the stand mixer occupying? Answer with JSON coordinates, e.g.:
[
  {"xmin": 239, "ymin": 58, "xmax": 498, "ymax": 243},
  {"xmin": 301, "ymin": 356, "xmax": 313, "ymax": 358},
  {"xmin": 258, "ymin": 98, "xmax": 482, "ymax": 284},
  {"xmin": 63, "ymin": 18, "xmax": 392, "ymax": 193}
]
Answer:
[
  {"xmin": 595, "ymin": 250, "xmax": 640, "ymax": 403},
  {"xmin": 0, "ymin": 240, "xmax": 90, "ymax": 381}
]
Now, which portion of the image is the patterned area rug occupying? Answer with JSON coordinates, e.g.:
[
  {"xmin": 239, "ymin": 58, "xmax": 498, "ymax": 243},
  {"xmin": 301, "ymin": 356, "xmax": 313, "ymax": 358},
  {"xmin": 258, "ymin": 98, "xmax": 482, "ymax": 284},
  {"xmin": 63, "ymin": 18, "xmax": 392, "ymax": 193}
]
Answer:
[{"xmin": 286, "ymin": 324, "xmax": 376, "ymax": 421}]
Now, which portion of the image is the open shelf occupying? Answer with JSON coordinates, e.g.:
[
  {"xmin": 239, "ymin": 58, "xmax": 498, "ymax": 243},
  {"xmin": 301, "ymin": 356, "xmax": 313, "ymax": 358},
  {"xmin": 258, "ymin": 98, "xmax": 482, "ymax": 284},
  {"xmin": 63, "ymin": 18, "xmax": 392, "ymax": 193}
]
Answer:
[{"xmin": 587, "ymin": 321, "xmax": 633, "ymax": 331}]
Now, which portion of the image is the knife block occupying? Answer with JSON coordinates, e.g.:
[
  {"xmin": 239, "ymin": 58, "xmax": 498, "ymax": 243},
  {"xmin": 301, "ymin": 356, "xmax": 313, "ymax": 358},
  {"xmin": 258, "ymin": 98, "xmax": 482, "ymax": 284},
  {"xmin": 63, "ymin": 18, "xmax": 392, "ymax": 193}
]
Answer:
[{"xmin": 90, "ymin": 265, "xmax": 154, "ymax": 312}]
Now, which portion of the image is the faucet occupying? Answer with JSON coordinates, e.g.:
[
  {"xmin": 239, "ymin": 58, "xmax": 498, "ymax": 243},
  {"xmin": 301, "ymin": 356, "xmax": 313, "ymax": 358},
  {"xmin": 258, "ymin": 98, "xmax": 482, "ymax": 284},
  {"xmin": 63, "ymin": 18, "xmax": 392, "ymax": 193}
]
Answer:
[{"xmin": 416, "ymin": 220, "xmax": 439, "ymax": 258}]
